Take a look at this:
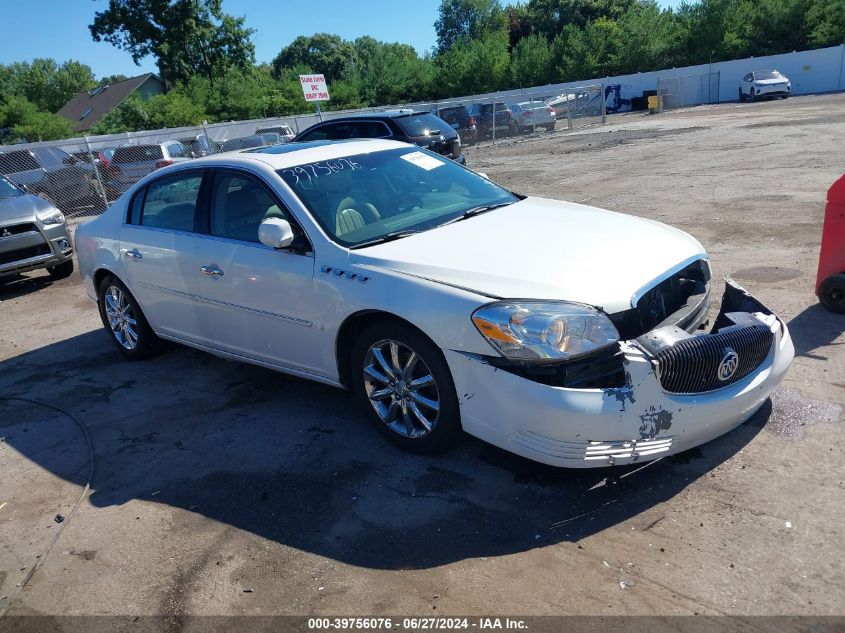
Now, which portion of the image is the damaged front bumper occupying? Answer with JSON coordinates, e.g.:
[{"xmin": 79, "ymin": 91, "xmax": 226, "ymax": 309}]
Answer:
[{"xmin": 447, "ymin": 279, "xmax": 794, "ymax": 468}]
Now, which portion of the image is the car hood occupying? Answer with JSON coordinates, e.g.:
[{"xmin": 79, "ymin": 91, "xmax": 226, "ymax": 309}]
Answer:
[
  {"xmin": 755, "ymin": 77, "xmax": 788, "ymax": 85},
  {"xmin": 0, "ymin": 193, "xmax": 53, "ymax": 225},
  {"xmin": 349, "ymin": 197, "xmax": 706, "ymax": 313}
]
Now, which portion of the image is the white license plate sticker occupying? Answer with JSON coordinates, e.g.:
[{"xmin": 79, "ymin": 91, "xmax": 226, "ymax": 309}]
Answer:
[{"xmin": 401, "ymin": 151, "xmax": 444, "ymax": 171}]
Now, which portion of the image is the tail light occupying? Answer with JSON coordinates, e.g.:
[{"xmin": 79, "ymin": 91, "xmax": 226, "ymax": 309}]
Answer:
[
  {"xmin": 154, "ymin": 159, "xmax": 173, "ymax": 169},
  {"xmin": 468, "ymin": 115, "xmax": 475, "ymax": 126},
  {"xmin": 547, "ymin": 107, "xmax": 555, "ymax": 114},
  {"xmin": 522, "ymin": 111, "xmax": 530, "ymax": 117}
]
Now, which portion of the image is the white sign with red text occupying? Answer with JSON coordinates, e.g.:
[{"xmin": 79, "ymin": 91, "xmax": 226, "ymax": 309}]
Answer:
[{"xmin": 299, "ymin": 74, "xmax": 331, "ymax": 102}]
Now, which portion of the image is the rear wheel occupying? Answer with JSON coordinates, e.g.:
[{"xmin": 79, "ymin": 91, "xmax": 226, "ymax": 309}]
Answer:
[
  {"xmin": 819, "ymin": 274, "xmax": 845, "ymax": 314},
  {"xmin": 739, "ymin": 88, "xmax": 745, "ymax": 102},
  {"xmin": 351, "ymin": 321, "xmax": 461, "ymax": 454},
  {"xmin": 97, "ymin": 275, "xmax": 164, "ymax": 359},
  {"xmin": 47, "ymin": 259, "xmax": 74, "ymax": 280}
]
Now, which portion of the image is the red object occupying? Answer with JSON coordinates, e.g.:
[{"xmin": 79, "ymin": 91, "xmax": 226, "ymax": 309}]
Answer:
[
  {"xmin": 468, "ymin": 115, "xmax": 475, "ymax": 126},
  {"xmin": 816, "ymin": 174, "xmax": 845, "ymax": 294},
  {"xmin": 154, "ymin": 159, "xmax": 174, "ymax": 169}
]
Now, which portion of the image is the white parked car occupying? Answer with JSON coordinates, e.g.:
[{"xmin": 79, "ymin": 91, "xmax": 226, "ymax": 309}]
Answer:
[
  {"xmin": 76, "ymin": 140, "xmax": 794, "ymax": 468},
  {"xmin": 739, "ymin": 70, "xmax": 791, "ymax": 101},
  {"xmin": 510, "ymin": 102, "xmax": 556, "ymax": 132}
]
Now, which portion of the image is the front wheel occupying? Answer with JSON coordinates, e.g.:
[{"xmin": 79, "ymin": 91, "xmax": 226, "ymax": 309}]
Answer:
[
  {"xmin": 351, "ymin": 321, "xmax": 461, "ymax": 454},
  {"xmin": 819, "ymin": 274, "xmax": 845, "ymax": 314},
  {"xmin": 739, "ymin": 88, "xmax": 745, "ymax": 102},
  {"xmin": 97, "ymin": 275, "xmax": 164, "ymax": 359}
]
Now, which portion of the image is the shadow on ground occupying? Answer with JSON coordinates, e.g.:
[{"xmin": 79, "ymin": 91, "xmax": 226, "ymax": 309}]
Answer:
[
  {"xmin": 787, "ymin": 303, "xmax": 844, "ymax": 360},
  {"xmin": 0, "ymin": 329, "xmax": 767, "ymax": 570}
]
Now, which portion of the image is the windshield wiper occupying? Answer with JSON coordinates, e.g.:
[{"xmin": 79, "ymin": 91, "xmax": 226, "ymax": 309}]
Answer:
[
  {"xmin": 349, "ymin": 230, "xmax": 421, "ymax": 249},
  {"xmin": 438, "ymin": 201, "xmax": 515, "ymax": 227}
]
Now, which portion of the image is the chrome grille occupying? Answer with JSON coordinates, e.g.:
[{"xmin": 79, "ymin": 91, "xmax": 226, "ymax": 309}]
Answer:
[{"xmin": 655, "ymin": 323, "xmax": 773, "ymax": 394}]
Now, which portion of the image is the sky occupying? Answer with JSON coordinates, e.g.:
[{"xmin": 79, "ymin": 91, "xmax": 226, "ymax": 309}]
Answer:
[{"xmin": 0, "ymin": 0, "xmax": 684, "ymax": 80}]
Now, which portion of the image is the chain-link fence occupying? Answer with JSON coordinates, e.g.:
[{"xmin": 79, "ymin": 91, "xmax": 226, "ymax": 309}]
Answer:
[
  {"xmin": 656, "ymin": 72, "xmax": 720, "ymax": 111},
  {"xmin": 0, "ymin": 83, "xmax": 606, "ymax": 220}
]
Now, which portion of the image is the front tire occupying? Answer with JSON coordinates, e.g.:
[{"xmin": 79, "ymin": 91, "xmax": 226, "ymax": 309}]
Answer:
[
  {"xmin": 47, "ymin": 259, "xmax": 74, "ymax": 280},
  {"xmin": 819, "ymin": 274, "xmax": 845, "ymax": 314},
  {"xmin": 351, "ymin": 321, "xmax": 461, "ymax": 454},
  {"xmin": 739, "ymin": 88, "xmax": 745, "ymax": 102},
  {"xmin": 97, "ymin": 275, "xmax": 163, "ymax": 359}
]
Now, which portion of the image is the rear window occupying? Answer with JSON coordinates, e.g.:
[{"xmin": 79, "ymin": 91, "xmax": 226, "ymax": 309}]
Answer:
[
  {"xmin": 394, "ymin": 114, "xmax": 448, "ymax": 137},
  {"xmin": 113, "ymin": 145, "xmax": 163, "ymax": 163}
]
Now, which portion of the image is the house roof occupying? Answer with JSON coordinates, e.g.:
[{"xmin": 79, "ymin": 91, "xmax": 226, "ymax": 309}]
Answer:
[{"xmin": 57, "ymin": 73, "xmax": 162, "ymax": 132}]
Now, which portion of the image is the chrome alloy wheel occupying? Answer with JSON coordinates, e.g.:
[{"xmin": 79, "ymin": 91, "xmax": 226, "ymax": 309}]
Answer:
[
  {"xmin": 363, "ymin": 339, "xmax": 440, "ymax": 439},
  {"xmin": 104, "ymin": 285, "xmax": 138, "ymax": 350}
]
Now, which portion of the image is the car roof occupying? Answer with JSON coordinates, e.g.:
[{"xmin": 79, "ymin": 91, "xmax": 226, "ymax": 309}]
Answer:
[
  {"xmin": 314, "ymin": 110, "xmax": 427, "ymax": 122},
  {"xmin": 177, "ymin": 139, "xmax": 411, "ymax": 170}
]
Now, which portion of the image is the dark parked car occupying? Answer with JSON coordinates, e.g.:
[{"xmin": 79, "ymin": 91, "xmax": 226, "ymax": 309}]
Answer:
[
  {"xmin": 0, "ymin": 146, "xmax": 102, "ymax": 213},
  {"xmin": 469, "ymin": 102, "xmax": 516, "ymax": 139},
  {"xmin": 220, "ymin": 135, "xmax": 270, "ymax": 152},
  {"xmin": 293, "ymin": 111, "xmax": 465, "ymax": 164},
  {"xmin": 256, "ymin": 124, "xmax": 295, "ymax": 143},
  {"xmin": 431, "ymin": 105, "xmax": 478, "ymax": 145}
]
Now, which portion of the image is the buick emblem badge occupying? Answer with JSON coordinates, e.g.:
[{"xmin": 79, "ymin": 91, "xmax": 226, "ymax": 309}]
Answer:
[{"xmin": 717, "ymin": 347, "xmax": 739, "ymax": 382}]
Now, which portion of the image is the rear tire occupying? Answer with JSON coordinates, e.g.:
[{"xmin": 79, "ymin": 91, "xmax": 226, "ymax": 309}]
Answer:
[
  {"xmin": 819, "ymin": 274, "xmax": 845, "ymax": 314},
  {"xmin": 47, "ymin": 259, "xmax": 74, "ymax": 280},
  {"xmin": 739, "ymin": 88, "xmax": 745, "ymax": 102},
  {"xmin": 351, "ymin": 320, "xmax": 461, "ymax": 455},
  {"xmin": 97, "ymin": 274, "xmax": 164, "ymax": 359}
]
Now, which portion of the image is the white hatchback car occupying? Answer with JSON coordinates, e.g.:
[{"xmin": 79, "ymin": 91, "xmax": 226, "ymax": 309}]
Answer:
[
  {"xmin": 739, "ymin": 70, "xmax": 791, "ymax": 101},
  {"xmin": 76, "ymin": 140, "xmax": 794, "ymax": 468}
]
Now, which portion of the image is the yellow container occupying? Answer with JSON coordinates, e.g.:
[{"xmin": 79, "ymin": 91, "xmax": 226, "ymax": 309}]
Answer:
[{"xmin": 647, "ymin": 95, "xmax": 658, "ymax": 110}]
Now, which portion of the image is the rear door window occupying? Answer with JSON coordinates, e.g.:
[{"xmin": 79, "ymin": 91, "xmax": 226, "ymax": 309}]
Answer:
[
  {"xmin": 139, "ymin": 173, "xmax": 203, "ymax": 231},
  {"xmin": 1, "ymin": 151, "xmax": 40, "ymax": 173}
]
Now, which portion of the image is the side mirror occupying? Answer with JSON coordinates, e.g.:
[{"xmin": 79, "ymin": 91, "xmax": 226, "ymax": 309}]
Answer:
[
  {"xmin": 476, "ymin": 172, "xmax": 490, "ymax": 180},
  {"xmin": 259, "ymin": 218, "xmax": 295, "ymax": 249}
]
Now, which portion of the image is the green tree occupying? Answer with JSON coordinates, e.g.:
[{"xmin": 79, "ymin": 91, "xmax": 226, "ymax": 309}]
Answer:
[
  {"xmin": 510, "ymin": 34, "xmax": 553, "ymax": 85},
  {"xmin": 271, "ymin": 33, "xmax": 354, "ymax": 83},
  {"xmin": 98, "ymin": 74, "xmax": 129, "ymax": 86},
  {"xmin": 435, "ymin": 0, "xmax": 508, "ymax": 53},
  {"xmin": 0, "ymin": 59, "xmax": 96, "ymax": 113},
  {"xmin": 89, "ymin": 0, "xmax": 255, "ymax": 88},
  {"xmin": 525, "ymin": 0, "xmax": 636, "ymax": 38},
  {"xmin": 805, "ymin": 0, "xmax": 845, "ymax": 47},
  {"xmin": 0, "ymin": 96, "xmax": 73, "ymax": 142},
  {"xmin": 436, "ymin": 30, "xmax": 511, "ymax": 96}
]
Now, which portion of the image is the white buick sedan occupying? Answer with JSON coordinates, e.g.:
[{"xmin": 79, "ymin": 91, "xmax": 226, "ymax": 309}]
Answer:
[{"xmin": 76, "ymin": 140, "xmax": 794, "ymax": 467}]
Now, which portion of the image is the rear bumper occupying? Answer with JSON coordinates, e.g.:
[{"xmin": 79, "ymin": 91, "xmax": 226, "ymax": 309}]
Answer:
[{"xmin": 446, "ymin": 280, "xmax": 794, "ymax": 468}]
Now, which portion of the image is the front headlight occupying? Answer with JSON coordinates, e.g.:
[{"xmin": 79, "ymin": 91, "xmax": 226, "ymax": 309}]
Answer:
[
  {"xmin": 471, "ymin": 301, "xmax": 620, "ymax": 361},
  {"xmin": 36, "ymin": 207, "xmax": 65, "ymax": 225}
]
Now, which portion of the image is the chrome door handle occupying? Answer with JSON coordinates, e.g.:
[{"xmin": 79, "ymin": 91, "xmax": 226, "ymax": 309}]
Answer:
[
  {"xmin": 123, "ymin": 248, "xmax": 142, "ymax": 260},
  {"xmin": 200, "ymin": 265, "xmax": 224, "ymax": 277}
]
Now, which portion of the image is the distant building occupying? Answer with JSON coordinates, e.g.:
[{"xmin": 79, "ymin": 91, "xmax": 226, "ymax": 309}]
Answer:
[{"xmin": 57, "ymin": 73, "xmax": 165, "ymax": 132}]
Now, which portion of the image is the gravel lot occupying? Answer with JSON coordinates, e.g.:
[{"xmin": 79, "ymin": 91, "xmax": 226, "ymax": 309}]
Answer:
[{"xmin": 1, "ymin": 94, "xmax": 843, "ymax": 619}]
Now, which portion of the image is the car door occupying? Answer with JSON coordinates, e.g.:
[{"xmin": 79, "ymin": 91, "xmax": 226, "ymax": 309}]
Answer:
[
  {"xmin": 192, "ymin": 168, "xmax": 323, "ymax": 374},
  {"xmin": 120, "ymin": 170, "xmax": 208, "ymax": 341}
]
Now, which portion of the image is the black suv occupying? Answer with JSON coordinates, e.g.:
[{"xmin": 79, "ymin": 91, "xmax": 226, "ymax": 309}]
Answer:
[
  {"xmin": 469, "ymin": 102, "xmax": 517, "ymax": 139},
  {"xmin": 293, "ymin": 111, "xmax": 465, "ymax": 164},
  {"xmin": 431, "ymin": 105, "xmax": 478, "ymax": 145}
]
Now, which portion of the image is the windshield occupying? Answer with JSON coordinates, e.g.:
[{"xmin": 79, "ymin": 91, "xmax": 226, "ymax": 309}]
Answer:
[
  {"xmin": 0, "ymin": 175, "xmax": 24, "ymax": 198},
  {"xmin": 394, "ymin": 113, "xmax": 446, "ymax": 137},
  {"xmin": 755, "ymin": 71, "xmax": 781, "ymax": 80},
  {"xmin": 278, "ymin": 147, "xmax": 518, "ymax": 247}
]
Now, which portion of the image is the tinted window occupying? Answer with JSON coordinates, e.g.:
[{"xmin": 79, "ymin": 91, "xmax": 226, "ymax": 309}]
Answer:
[
  {"xmin": 0, "ymin": 175, "xmax": 24, "ymax": 198},
  {"xmin": 296, "ymin": 126, "xmax": 333, "ymax": 142},
  {"xmin": 114, "ymin": 145, "xmax": 163, "ymax": 163},
  {"xmin": 394, "ymin": 114, "xmax": 448, "ymax": 137},
  {"xmin": 0, "ymin": 151, "xmax": 39, "ymax": 173},
  {"xmin": 140, "ymin": 173, "xmax": 203, "ymax": 231},
  {"xmin": 210, "ymin": 172, "xmax": 289, "ymax": 242}
]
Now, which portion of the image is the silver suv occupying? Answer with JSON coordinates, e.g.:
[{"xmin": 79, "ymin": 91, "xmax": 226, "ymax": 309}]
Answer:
[{"xmin": 0, "ymin": 175, "xmax": 74, "ymax": 280}]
